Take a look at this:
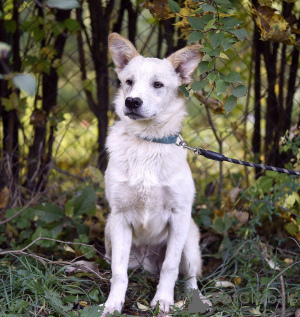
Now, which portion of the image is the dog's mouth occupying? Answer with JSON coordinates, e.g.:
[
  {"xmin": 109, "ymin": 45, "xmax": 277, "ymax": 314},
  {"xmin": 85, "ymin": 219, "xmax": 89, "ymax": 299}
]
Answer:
[
  {"xmin": 124, "ymin": 109, "xmax": 147, "ymax": 120},
  {"xmin": 124, "ymin": 112, "xmax": 145, "ymax": 120},
  {"xmin": 124, "ymin": 108, "xmax": 157, "ymax": 121}
]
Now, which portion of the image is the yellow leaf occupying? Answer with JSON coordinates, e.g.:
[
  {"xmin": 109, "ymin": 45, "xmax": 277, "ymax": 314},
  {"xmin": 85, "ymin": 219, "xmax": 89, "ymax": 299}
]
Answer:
[
  {"xmin": 233, "ymin": 277, "xmax": 242, "ymax": 285},
  {"xmin": 220, "ymin": 52, "xmax": 229, "ymax": 59},
  {"xmin": 249, "ymin": 307, "xmax": 261, "ymax": 315},
  {"xmin": 251, "ymin": 5, "xmax": 297, "ymax": 45},
  {"xmin": 64, "ymin": 244, "xmax": 76, "ymax": 253},
  {"xmin": 141, "ymin": 0, "xmax": 175, "ymax": 20},
  {"xmin": 284, "ymin": 258, "xmax": 294, "ymax": 265},
  {"xmin": 174, "ymin": 299, "xmax": 186, "ymax": 309}
]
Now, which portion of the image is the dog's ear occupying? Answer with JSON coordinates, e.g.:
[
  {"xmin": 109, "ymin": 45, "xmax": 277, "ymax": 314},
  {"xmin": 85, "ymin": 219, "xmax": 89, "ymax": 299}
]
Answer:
[
  {"xmin": 108, "ymin": 33, "xmax": 139, "ymax": 73},
  {"xmin": 167, "ymin": 45, "xmax": 203, "ymax": 84}
]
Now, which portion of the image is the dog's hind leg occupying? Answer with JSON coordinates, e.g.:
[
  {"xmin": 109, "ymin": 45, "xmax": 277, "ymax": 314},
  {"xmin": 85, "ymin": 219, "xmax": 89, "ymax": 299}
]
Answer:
[
  {"xmin": 179, "ymin": 218, "xmax": 202, "ymax": 290},
  {"xmin": 180, "ymin": 219, "xmax": 212, "ymax": 308}
]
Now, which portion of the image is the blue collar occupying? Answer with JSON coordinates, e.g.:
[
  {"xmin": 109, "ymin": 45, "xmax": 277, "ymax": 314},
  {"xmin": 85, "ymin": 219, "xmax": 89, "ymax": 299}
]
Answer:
[{"xmin": 139, "ymin": 134, "xmax": 179, "ymax": 144}]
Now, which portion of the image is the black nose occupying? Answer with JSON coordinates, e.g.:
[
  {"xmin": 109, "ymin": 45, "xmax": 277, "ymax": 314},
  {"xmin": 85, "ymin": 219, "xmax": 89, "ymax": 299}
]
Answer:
[{"xmin": 125, "ymin": 97, "xmax": 143, "ymax": 109}]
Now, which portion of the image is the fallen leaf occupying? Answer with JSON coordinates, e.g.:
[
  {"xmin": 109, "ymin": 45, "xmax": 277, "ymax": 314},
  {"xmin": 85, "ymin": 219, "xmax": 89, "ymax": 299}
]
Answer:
[
  {"xmin": 137, "ymin": 302, "xmax": 149, "ymax": 311},
  {"xmin": 227, "ymin": 210, "xmax": 249, "ymax": 230},
  {"xmin": 284, "ymin": 258, "xmax": 294, "ymax": 265},
  {"xmin": 215, "ymin": 281, "xmax": 235, "ymax": 288},
  {"xmin": 65, "ymin": 260, "xmax": 97, "ymax": 274},
  {"xmin": 249, "ymin": 307, "xmax": 261, "ymax": 315},
  {"xmin": 174, "ymin": 299, "xmax": 186, "ymax": 309},
  {"xmin": 233, "ymin": 277, "xmax": 242, "ymax": 285},
  {"xmin": 265, "ymin": 258, "xmax": 280, "ymax": 271}
]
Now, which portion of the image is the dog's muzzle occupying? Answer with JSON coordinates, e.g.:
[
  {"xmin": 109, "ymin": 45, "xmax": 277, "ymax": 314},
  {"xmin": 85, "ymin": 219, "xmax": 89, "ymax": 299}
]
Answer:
[
  {"xmin": 124, "ymin": 97, "xmax": 145, "ymax": 120},
  {"xmin": 125, "ymin": 97, "xmax": 143, "ymax": 109}
]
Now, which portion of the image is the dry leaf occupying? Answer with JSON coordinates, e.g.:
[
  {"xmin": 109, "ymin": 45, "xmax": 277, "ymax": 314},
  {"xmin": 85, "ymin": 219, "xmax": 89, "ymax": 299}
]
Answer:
[
  {"xmin": 252, "ymin": 5, "xmax": 299, "ymax": 45},
  {"xmin": 284, "ymin": 258, "xmax": 294, "ymax": 265},
  {"xmin": 233, "ymin": 277, "xmax": 242, "ymax": 285},
  {"xmin": 0, "ymin": 187, "xmax": 9, "ymax": 209},
  {"xmin": 141, "ymin": 0, "xmax": 175, "ymax": 20},
  {"xmin": 137, "ymin": 302, "xmax": 150, "ymax": 311},
  {"xmin": 264, "ymin": 258, "xmax": 280, "ymax": 271},
  {"xmin": 65, "ymin": 260, "xmax": 97, "ymax": 274},
  {"xmin": 174, "ymin": 299, "xmax": 186, "ymax": 309},
  {"xmin": 64, "ymin": 244, "xmax": 76, "ymax": 253},
  {"xmin": 249, "ymin": 307, "xmax": 262, "ymax": 315},
  {"xmin": 227, "ymin": 210, "xmax": 249, "ymax": 230},
  {"xmin": 195, "ymin": 92, "xmax": 225, "ymax": 114},
  {"xmin": 215, "ymin": 281, "xmax": 235, "ymax": 288}
]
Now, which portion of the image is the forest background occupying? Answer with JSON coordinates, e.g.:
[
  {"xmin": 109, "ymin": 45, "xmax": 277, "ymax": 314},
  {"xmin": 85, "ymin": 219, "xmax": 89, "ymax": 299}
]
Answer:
[{"xmin": 0, "ymin": 0, "xmax": 300, "ymax": 316}]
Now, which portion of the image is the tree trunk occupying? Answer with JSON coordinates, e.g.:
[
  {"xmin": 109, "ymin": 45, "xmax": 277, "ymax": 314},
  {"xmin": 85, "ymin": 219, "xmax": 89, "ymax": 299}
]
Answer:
[
  {"xmin": 263, "ymin": 42, "xmax": 280, "ymax": 167},
  {"xmin": 26, "ymin": 8, "xmax": 71, "ymax": 192},
  {"xmin": 87, "ymin": 0, "xmax": 115, "ymax": 173},
  {"xmin": 252, "ymin": 24, "xmax": 262, "ymax": 178},
  {"xmin": 0, "ymin": 0, "xmax": 20, "ymax": 191}
]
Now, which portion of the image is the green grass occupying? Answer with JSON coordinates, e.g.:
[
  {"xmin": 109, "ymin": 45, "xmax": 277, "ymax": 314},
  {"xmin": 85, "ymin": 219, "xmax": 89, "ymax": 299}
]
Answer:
[{"xmin": 1, "ymin": 236, "xmax": 299, "ymax": 317}]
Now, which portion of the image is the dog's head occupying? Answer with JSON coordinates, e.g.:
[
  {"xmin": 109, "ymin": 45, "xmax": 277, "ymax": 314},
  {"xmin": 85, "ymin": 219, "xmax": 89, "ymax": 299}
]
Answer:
[{"xmin": 108, "ymin": 33, "xmax": 202, "ymax": 124}]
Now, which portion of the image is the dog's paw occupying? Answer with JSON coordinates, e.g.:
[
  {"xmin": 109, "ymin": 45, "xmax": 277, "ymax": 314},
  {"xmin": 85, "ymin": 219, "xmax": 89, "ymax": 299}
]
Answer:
[
  {"xmin": 99, "ymin": 299, "xmax": 123, "ymax": 317},
  {"xmin": 150, "ymin": 294, "xmax": 174, "ymax": 313}
]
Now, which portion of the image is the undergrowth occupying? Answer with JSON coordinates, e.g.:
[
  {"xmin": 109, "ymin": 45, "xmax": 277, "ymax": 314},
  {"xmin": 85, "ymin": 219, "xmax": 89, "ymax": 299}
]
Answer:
[
  {"xmin": 0, "ymin": 165, "xmax": 300, "ymax": 316},
  {"xmin": 0, "ymin": 235, "xmax": 299, "ymax": 316}
]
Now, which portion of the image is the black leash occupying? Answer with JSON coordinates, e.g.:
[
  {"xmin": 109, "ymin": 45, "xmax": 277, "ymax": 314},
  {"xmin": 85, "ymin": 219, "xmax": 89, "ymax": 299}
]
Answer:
[{"xmin": 176, "ymin": 135, "xmax": 300, "ymax": 177}]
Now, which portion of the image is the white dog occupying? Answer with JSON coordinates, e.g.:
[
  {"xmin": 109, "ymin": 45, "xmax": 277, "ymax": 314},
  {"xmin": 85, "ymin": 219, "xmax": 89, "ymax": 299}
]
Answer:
[{"xmin": 102, "ymin": 33, "xmax": 207, "ymax": 316}]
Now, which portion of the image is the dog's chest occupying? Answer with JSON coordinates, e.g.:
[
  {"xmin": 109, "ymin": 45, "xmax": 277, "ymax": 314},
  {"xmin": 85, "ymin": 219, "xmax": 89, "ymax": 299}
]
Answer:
[{"xmin": 128, "ymin": 185, "xmax": 172, "ymax": 243}]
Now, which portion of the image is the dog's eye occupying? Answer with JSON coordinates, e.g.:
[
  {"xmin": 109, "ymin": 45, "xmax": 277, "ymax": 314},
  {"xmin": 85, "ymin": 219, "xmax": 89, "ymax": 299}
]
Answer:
[
  {"xmin": 153, "ymin": 82, "xmax": 163, "ymax": 88},
  {"xmin": 126, "ymin": 79, "xmax": 133, "ymax": 86}
]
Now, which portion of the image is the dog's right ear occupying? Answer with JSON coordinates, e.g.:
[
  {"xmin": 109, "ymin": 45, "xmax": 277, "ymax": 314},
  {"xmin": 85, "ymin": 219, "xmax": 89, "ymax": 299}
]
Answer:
[{"xmin": 108, "ymin": 33, "xmax": 139, "ymax": 73}]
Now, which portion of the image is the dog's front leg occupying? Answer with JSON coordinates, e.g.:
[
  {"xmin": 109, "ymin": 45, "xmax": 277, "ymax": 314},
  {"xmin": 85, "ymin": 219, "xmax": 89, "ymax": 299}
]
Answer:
[
  {"xmin": 102, "ymin": 213, "xmax": 132, "ymax": 317},
  {"xmin": 150, "ymin": 212, "xmax": 191, "ymax": 313}
]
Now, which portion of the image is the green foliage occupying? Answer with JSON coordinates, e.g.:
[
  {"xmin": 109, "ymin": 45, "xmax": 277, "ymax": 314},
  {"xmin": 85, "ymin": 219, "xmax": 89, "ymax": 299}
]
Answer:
[
  {"xmin": 241, "ymin": 171, "xmax": 300, "ymax": 240},
  {"xmin": 211, "ymin": 213, "xmax": 233, "ymax": 234},
  {"xmin": 224, "ymin": 95, "xmax": 237, "ymax": 114},
  {"xmin": 2, "ymin": 185, "xmax": 97, "ymax": 256},
  {"xmin": 179, "ymin": 0, "xmax": 249, "ymax": 113},
  {"xmin": 0, "ymin": 257, "xmax": 104, "ymax": 316},
  {"xmin": 168, "ymin": 0, "xmax": 180, "ymax": 13}
]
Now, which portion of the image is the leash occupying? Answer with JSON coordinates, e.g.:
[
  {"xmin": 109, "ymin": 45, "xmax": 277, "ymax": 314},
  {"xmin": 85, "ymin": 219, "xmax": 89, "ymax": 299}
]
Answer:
[{"xmin": 176, "ymin": 135, "xmax": 300, "ymax": 177}]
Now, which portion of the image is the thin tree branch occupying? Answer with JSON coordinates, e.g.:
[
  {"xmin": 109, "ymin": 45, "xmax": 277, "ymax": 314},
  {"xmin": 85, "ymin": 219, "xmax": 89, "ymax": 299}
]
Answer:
[{"xmin": 0, "ymin": 193, "xmax": 42, "ymax": 225}]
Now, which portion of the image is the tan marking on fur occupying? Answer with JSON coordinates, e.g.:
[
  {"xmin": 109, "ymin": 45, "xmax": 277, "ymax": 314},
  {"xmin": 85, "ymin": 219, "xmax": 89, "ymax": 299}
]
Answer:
[
  {"xmin": 108, "ymin": 33, "xmax": 139, "ymax": 72},
  {"xmin": 167, "ymin": 45, "xmax": 203, "ymax": 84}
]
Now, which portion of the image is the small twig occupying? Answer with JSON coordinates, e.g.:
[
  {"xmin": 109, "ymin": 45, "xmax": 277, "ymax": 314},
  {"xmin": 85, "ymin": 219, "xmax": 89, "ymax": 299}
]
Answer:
[
  {"xmin": 53, "ymin": 164, "xmax": 85, "ymax": 180},
  {"xmin": 280, "ymin": 275, "xmax": 286, "ymax": 317},
  {"xmin": 1, "ymin": 235, "xmax": 108, "ymax": 280},
  {"xmin": 250, "ymin": 199, "xmax": 300, "ymax": 219},
  {"xmin": 0, "ymin": 193, "xmax": 42, "ymax": 225},
  {"xmin": 35, "ymin": 305, "xmax": 44, "ymax": 317},
  {"xmin": 277, "ymin": 247, "xmax": 299, "ymax": 256},
  {"xmin": 11, "ymin": 251, "xmax": 107, "ymax": 281},
  {"xmin": 204, "ymin": 104, "xmax": 223, "ymax": 203}
]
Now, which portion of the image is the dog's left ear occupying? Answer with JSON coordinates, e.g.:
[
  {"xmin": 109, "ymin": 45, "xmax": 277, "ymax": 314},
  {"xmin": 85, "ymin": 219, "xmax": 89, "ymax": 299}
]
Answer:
[
  {"xmin": 108, "ymin": 33, "xmax": 139, "ymax": 73},
  {"xmin": 167, "ymin": 45, "xmax": 203, "ymax": 84}
]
